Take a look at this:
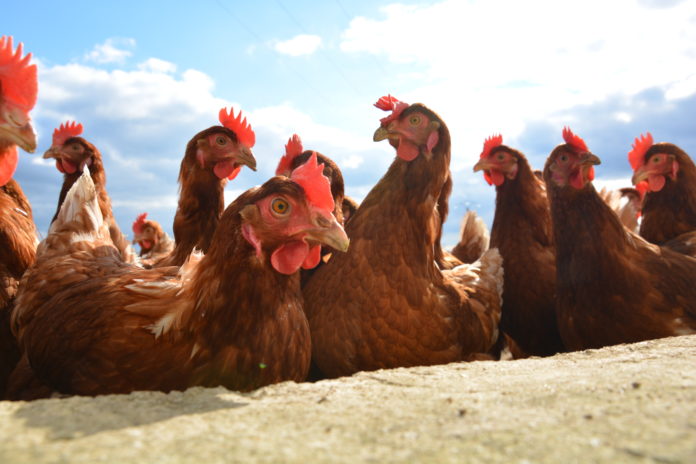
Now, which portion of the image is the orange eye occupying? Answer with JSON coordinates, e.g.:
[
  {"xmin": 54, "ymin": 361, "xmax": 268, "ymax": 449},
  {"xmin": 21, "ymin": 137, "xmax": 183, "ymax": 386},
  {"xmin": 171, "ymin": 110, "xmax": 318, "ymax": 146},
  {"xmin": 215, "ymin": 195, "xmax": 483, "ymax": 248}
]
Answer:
[
  {"xmin": 651, "ymin": 155, "xmax": 661, "ymax": 163},
  {"xmin": 216, "ymin": 135, "xmax": 228, "ymax": 145},
  {"xmin": 271, "ymin": 198, "xmax": 290, "ymax": 215},
  {"xmin": 409, "ymin": 115, "xmax": 421, "ymax": 126}
]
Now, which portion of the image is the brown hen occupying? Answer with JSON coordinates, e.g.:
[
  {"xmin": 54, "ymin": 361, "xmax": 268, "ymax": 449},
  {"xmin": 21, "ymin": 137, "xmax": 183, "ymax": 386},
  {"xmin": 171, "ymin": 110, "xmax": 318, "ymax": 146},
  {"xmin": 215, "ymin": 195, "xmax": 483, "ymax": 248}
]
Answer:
[
  {"xmin": 0, "ymin": 36, "xmax": 39, "ymax": 397},
  {"xmin": 162, "ymin": 107, "xmax": 257, "ymax": 267},
  {"xmin": 131, "ymin": 212, "xmax": 174, "ymax": 268},
  {"xmin": 303, "ymin": 96, "xmax": 503, "ymax": 378},
  {"xmin": 544, "ymin": 127, "xmax": 696, "ymax": 350},
  {"xmin": 11, "ymin": 157, "xmax": 348, "ymax": 396},
  {"xmin": 629, "ymin": 133, "xmax": 696, "ymax": 254},
  {"xmin": 473, "ymin": 135, "xmax": 565, "ymax": 356}
]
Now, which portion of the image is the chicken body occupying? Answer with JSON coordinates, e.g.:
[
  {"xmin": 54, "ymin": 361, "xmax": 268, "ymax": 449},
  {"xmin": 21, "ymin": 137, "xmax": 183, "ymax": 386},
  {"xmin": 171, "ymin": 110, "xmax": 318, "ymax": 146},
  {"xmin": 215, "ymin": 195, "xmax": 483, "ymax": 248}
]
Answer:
[
  {"xmin": 12, "ymin": 170, "xmax": 347, "ymax": 396},
  {"xmin": 303, "ymin": 101, "xmax": 502, "ymax": 377},
  {"xmin": 544, "ymin": 133, "xmax": 696, "ymax": 350},
  {"xmin": 473, "ymin": 142, "xmax": 564, "ymax": 356},
  {"xmin": 164, "ymin": 124, "xmax": 256, "ymax": 267}
]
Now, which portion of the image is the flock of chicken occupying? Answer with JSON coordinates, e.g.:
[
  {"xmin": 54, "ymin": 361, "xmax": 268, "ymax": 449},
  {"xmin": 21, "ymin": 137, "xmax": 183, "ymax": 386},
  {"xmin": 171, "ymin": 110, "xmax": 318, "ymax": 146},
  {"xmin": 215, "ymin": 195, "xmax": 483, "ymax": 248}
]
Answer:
[{"xmin": 1, "ymin": 37, "xmax": 695, "ymax": 401}]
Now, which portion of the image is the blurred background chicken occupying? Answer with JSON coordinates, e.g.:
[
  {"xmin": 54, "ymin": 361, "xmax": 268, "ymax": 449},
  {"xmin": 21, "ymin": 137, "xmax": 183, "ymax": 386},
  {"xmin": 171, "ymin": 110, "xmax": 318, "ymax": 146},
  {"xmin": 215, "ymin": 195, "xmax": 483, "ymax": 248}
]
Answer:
[
  {"xmin": 11, "ymin": 156, "xmax": 348, "ymax": 396},
  {"xmin": 544, "ymin": 128, "xmax": 696, "ymax": 350},
  {"xmin": 0, "ymin": 36, "xmax": 38, "ymax": 398},
  {"xmin": 628, "ymin": 132, "xmax": 696, "ymax": 255},
  {"xmin": 43, "ymin": 121, "xmax": 135, "ymax": 263},
  {"xmin": 303, "ymin": 96, "xmax": 503, "ymax": 378},
  {"xmin": 473, "ymin": 134, "xmax": 565, "ymax": 357},
  {"xmin": 161, "ymin": 107, "xmax": 257, "ymax": 267},
  {"xmin": 131, "ymin": 212, "xmax": 174, "ymax": 268}
]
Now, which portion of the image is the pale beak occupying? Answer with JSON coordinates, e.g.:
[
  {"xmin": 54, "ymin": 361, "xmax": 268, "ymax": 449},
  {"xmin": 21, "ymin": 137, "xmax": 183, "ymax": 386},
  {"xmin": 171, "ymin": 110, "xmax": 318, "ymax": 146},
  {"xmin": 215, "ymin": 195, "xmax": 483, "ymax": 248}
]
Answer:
[
  {"xmin": 305, "ymin": 212, "xmax": 350, "ymax": 253},
  {"xmin": 473, "ymin": 158, "xmax": 494, "ymax": 173},
  {"xmin": 373, "ymin": 126, "xmax": 390, "ymax": 142},
  {"xmin": 0, "ymin": 120, "xmax": 37, "ymax": 153},
  {"xmin": 42, "ymin": 146, "xmax": 61, "ymax": 160},
  {"xmin": 580, "ymin": 152, "xmax": 601, "ymax": 166},
  {"xmin": 631, "ymin": 165, "xmax": 649, "ymax": 185},
  {"xmin": 236, "ymin": 146, "xmax": 257, "ymax": 171}
]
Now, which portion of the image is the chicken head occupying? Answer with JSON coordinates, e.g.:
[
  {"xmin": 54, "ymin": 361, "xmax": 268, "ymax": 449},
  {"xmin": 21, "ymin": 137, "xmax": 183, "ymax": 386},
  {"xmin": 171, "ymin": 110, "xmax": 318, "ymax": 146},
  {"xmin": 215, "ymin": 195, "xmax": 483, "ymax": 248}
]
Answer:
[
  {"xmin": 240, "ymin": 153, "xmax": 349, "ymax": 275},
  {"xmin": 472, "ymin": 134, "xmax": 520, "ymax": 186},
  {"xmin": 544, "ymin": 127, "xmax": 601, "ymax": 190}
]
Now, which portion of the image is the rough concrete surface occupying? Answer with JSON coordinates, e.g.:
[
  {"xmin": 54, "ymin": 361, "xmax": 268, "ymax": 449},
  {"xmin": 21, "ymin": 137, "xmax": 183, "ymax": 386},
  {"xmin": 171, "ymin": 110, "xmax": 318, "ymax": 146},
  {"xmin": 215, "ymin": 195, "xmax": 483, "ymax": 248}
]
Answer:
[{"xmin": 0, "ymin": 335, "xmax": 695, "ymax": 464}]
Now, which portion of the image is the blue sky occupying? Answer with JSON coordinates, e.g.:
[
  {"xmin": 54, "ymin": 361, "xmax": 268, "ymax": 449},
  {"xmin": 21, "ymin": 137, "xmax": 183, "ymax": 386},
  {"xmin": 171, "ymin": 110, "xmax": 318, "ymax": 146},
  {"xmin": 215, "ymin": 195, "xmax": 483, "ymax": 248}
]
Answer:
[{"xmin": 4, "ymin": 0, "xmax": 696, "ymax": 247}]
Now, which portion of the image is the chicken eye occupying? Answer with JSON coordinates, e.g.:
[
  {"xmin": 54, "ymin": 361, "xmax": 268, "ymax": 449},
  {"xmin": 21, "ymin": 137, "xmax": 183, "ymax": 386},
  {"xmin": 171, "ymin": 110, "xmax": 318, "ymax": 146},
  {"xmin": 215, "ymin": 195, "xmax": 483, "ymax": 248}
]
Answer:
[
  {"xmin": 216, "ymin": 135, "xmax": 228, "ymax": 146},
  {"xmin": 497, "ymin": 153, "xmax": 505, "ymax": 161},
  {"xmin": 559, "ymin": 154, "xmax": 569, "ymax": 162},
  {"xmin": 271, "ymin": 198, "xmax": 290, "ymax": 215},
  {"xmin": 409, "ymin": 115, "xmax": 422, "ymax": 126},
  {"xmin": 652, "ymin": 155, "xmax": 661, "ymax": 163}
]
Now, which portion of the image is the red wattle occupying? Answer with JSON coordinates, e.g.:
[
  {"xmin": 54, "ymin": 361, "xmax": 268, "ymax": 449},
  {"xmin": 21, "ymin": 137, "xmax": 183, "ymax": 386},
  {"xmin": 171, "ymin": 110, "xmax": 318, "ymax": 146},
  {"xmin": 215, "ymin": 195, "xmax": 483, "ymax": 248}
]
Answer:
[
  {"xmin": 301, "ymin": 244, "xmax": 322, "ymax": 270},
  {"xmin": 396, "ymin": 140, "xmax": 419, "ymax": 161},
  {"xmin": 271, "ymin": 240, "xmax": 310, "ymax": 275},
  {"xmin": 489, "ymin": 169, "xmax": 505, "ymax": 187},
  {"xmin": 0, "ymin": 146, "xmax": 18, "ymax": 187},
  {"xmin": 648, "ymin": 174, "xmax": 666, "ymax": 192},
  {"xmin": 213, "ymin": 160, "xmax": 239, "ymax": 180}
]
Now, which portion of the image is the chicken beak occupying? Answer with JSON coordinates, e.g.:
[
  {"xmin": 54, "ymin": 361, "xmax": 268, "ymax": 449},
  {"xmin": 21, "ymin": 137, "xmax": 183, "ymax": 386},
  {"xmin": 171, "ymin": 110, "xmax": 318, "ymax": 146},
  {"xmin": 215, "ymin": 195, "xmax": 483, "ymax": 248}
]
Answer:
[
  {"xmin": 0, "ymin": 118, "xmax": 37, "ymax": 154},
  {"xmin": 580, "ymin": 152, "xmax": 601, "ymax": 166},
  {"xmin": 305, "ymin": 211, "xmax": 350, "ymax": 253},
  {"xmin": 373, "ymin": 126, "xmax": 391, "ymax": 142},
  {"xmin": 631, "ymin": 165, "xmax": 649, "ymax": 185},
  {"xmin": 472, "ymin": 158, "xmax": 493, "ymax": 173},
  {"xmin": 43, "ymin": 146, "xmax": 61, "ymax": 160},
  {"xmin": 236, "ymin": 147, "xmax": 257, "ymax": 172}
]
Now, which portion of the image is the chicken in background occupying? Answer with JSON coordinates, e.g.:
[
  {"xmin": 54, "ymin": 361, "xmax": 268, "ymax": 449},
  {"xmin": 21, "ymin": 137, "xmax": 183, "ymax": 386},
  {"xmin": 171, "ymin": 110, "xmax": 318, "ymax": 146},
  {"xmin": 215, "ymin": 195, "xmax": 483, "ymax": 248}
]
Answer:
[
  {"xmin": 10, "ymin": 155, "xmax": 348, "ymax": 396},
  {"xmin": 628, "ymin": 132, "xmax": 696, "ymax": 255},
  {"xmin": 0, "ymin": 36, "xmax": 39, "ymax": 398},
  {"xmin": 473, "ymin": 134, "xmax": 564, "ymax": 357},
  {"xmin": 160, "ymin": 107, "xmax": 257, "ymax": 267},
  {"xmin": 43, "ymin": 121, "xmax": 136, "ymax": 263},
  {"xmin": 450, "ymin": 210, "xmax": 490, "ymax": 264},
  {"xmin": 303, "ymin": 95, "xmax": 503, "ymax": 378},
  {"xmin": 597, "ymin": 186, "xmax": 642, "ymax": 233},
  {"xmin": 544, "ymin": 127, "xmax": 696, "ymax": 350},
  {"xmin": 131, "ymin": 213, "xmax": 174, "ymax": 268}
]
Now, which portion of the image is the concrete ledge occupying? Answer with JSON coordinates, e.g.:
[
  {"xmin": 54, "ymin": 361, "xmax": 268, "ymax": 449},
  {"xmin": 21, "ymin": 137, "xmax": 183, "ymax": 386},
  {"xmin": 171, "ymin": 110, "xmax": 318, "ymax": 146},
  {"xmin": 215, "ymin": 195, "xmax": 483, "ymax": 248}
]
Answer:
[{"xmin": 1, "ymin": 335, "xmax": 695, "ymax": 463}]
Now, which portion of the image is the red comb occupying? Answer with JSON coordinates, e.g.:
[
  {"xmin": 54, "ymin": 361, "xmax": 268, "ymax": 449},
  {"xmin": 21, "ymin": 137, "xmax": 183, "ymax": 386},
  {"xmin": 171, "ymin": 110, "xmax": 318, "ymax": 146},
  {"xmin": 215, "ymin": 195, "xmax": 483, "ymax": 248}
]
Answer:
[
  {"xmin": 374, "ymin": 94, "xmax": 409, "ymax": 126},
  {"xmin": 0, "ymin": 36, "xmax": 37, "ymax": 111},
  {"xmin": 132, "ymin": 213, "xmax": 148, "ymax": 234},
  {"xmin": 290, "ymin": 152, "xmax": 335, "ymax": 212},
  {"xmin": 628, "ymin": 132, "xmax": 654, "ymax": 171},
  {"xmin": 276, "ymin": 134, "xmax": 304, "ymax": 176},
  {"xmin": 52, "ymin": 121, "xmax": 84, "ymax": 147},
  {"xmin": 219, "ymin": 107, "xmax": 255, "ymax": 148},
  {"xmin": 480, "ymin": 134, "xmax": 503, "ymax": 159},
  {"xmin": 562, "ymin": 127, "xmax": 588, "ymax": 153}
]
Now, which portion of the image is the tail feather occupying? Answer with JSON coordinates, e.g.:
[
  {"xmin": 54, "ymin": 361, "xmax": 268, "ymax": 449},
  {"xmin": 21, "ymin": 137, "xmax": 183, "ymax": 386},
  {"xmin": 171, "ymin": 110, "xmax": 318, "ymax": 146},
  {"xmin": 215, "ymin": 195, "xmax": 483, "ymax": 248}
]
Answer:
[{"xmin": 450, "ymin": 210, "xmax": 490, "ymax": 263}]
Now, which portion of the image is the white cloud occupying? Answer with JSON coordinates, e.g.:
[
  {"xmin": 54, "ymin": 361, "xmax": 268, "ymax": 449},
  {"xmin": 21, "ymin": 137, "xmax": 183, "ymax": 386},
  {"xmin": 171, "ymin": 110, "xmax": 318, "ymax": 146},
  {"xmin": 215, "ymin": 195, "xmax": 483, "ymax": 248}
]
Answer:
[
  {"xmin": 340, "ymin": 0, "xmax": 696, "ymax": 171},
  {"xmin": 84, "ymin": 38, "xmax": 136, "ymax": 64},
  {"xmin": 138, "ymin": 58, "xmax": 177, "ymax": 74},
  {"xmin": 274, "ymin": 34, "xmax": 323, "ymax": 56}
]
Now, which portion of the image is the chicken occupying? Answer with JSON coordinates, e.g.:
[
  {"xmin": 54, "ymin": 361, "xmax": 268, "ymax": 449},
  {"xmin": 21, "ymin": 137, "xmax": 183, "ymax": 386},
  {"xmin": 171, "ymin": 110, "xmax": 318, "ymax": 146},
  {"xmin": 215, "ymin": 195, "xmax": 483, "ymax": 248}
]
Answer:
[
  {"xmin": 43, "ymin": 121, "xmax": 136, "ymax": 263},
  {"xmin": 629, "ymin": 132, "xmax": 696, "ymax": 250},
  {"xmin": 11, "ymin": 154, "xmax": 349, "ymax": 396},
  {"xmin": 472, "ymin": 134, "xmax": 564, "ymax": 356},
  {"xmin": 598, "ymin": 186, "xmax": 642, "ymax": 233},
  {"xmin": 0, "ymin": 36, "xmax": 39, "ymax": 398},
  {"xmin": 302, "ymin": 95, "xmax": 503, "ymax": 378},
  {"xmin": 132, "ymin": 213, "xmax": 174, "ymax": 268},
  {"xmin": 162, "ymin": 107, "xmax": 257, "ymax": 267},
  {"xmin": 450, "ymin": 210, "xmax": 490, "ymax": 264},
  {"xmin": 544, "ymin": 127, "xmax": 696, "ymax": 350}
]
